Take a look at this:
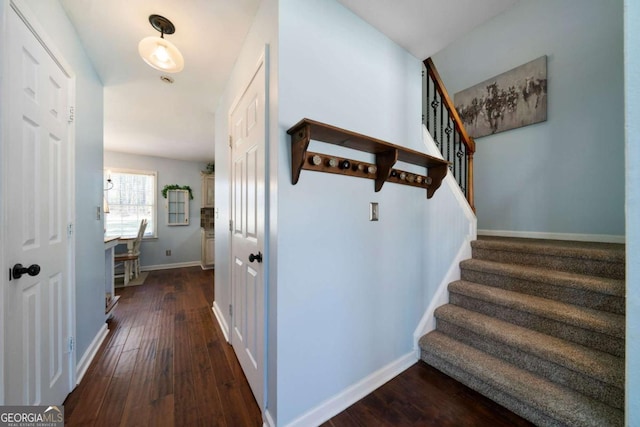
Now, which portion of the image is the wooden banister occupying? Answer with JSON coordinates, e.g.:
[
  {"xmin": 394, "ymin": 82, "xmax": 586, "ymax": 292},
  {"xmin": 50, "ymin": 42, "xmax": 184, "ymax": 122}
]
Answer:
[{"xmin": 424, "ymin": 57, "xmax": 475, "ymax": 211}]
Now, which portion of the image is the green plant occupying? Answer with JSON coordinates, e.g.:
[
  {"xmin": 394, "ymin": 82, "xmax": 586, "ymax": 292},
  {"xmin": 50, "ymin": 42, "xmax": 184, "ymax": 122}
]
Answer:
[{"xmin": 161, "ymin": 184, "xmax": 194, "ymax": 200}]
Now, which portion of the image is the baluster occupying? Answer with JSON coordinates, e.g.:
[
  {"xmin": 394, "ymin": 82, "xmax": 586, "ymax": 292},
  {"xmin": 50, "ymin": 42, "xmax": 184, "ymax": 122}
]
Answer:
[
  {"xmin": 431, "ymin": 88, "xmax": 439, "ymax": 147},
  {"xmin": 439, "ymin": 94, "xmax": 444, "ymax": 155},
  {"xmin": 457, "ymin": 131, "xmax": 463, "ymax": 193},
  {"xmin": 424, "ymin": 68, "xmax": 429, "ymax": 128},
  {"xmin": 462, "ymin": 138, "xmax": 468, "ymax": 197}
]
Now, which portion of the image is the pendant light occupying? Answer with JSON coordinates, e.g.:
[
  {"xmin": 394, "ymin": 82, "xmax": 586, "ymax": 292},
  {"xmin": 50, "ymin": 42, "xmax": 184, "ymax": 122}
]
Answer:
[{"xmin": 138, "ymin": 14, "xmax": 184, "ymax": 73}]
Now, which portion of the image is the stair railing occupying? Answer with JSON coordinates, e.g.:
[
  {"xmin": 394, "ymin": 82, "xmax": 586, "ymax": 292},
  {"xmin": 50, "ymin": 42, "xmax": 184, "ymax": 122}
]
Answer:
[{"xmin": 423, "ymin": 57, "xmax": 475, "ymax": 211}]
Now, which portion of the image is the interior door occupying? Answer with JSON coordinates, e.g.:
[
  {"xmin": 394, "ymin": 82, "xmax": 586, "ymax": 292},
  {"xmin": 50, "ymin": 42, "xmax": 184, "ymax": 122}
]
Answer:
[
  {"xmin": 230, "ymin": 59, "xmax": 266, "ymax": 407},
  {"xmin": 4, "ymin": 5, "xmax": 73, "ymax": 405}
]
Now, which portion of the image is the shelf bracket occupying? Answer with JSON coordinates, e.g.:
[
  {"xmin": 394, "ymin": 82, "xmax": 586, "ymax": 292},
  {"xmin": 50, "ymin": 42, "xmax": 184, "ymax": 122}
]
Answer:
[
  {"xmin": 426, "ymin": 164, "xmax": 448, "ymax": 199},
  {"xmin": 374, "ymin": 149, "xmax": 398, "ymax": 192},
  {"xmin": 291, "ymin": 125, "xmax": 310, "ymax": 185}
]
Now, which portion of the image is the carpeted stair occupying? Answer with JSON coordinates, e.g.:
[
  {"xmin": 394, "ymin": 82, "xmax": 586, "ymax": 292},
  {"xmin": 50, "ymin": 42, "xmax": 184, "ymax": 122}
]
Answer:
[{"xmin": 419, "ymin": 236, "xmax": 625, "ymax": 427}]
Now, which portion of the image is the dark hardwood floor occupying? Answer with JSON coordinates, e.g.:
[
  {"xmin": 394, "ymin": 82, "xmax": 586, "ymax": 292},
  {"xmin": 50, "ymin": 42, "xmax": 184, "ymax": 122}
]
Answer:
[
  {"xmin": 323, "ymin": 362, "xmax": 534, "ymax": 427},
  {"xmin": 64, "ymin": 266, "xmax": 532, "ymax": 427},
  {"xmin": 63, "ymin": 267, "xmax": 261, "ymax": 426}
]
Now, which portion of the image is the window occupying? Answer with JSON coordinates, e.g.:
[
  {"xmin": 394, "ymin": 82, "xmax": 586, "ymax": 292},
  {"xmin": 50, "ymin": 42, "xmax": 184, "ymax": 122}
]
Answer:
[{"xmin": 104, "ymin": 168, "xmax": 157, "ymax": 238}]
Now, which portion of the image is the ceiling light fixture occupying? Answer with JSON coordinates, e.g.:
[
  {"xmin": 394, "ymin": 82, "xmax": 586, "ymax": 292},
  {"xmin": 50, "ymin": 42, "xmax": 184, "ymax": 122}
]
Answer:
[{"xmin": 138, "ymin": 14, "xmax": 184, "ymax": 73}]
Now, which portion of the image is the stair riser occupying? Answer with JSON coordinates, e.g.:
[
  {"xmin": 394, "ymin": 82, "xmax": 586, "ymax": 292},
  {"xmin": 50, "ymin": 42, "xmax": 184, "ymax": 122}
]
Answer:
[
  {"xmin": 449, "ymin": 293, "xmax": 624, "ymax": 357},
  {"xmin": 460, "ymin": 268, "xmax": 625, "ymax": 315},
  {"xmin": 472, "ymin": 248, "xmax": 624, "ymax": 279},
  {"xmin": 420, "ymin": 351, "xmax": 571, "ymax": 427},
  {"xmin": 436, "ymin": 319, "xmax": 624, "ymax": 409}
]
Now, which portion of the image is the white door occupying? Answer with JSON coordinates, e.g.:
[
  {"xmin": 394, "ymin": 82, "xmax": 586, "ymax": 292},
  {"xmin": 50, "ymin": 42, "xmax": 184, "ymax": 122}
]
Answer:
[
  {"xmin": 230, "ymin": 59, "xmax": 266, "ymax": 407},
  {"xmin": 3, "ymin": 5, "xmax": 73, "ymax": 405}
]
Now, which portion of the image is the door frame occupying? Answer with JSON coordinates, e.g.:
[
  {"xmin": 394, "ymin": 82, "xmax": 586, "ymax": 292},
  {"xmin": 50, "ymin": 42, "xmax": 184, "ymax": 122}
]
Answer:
[
  {"xmin": 227, "ymin": 46, "xmax": 269, "ymax": 411},
  {"xmin": 0, "ymin": 0, "xmax": 77, "ymax": 403}
]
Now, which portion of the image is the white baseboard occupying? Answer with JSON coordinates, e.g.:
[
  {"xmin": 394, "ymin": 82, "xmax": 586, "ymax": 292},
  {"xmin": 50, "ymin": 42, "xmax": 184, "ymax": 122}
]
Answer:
[
  {"xmin": 200, "ymin": 264, "xmax": 214, "ymax": 270},
  {"xmin": 212, "ymin": 301, "xmax": 229, "ymax": 342},
  {"xmin": 75, "ymin": 323, "xmax": 108, "ymax": 385},
  {"xmin": 140, "ymin": 261, "xmax": 201, "ymax": 272},
  {"xmin": 478, "ymin": 229, "xmax": 625, "ymax": 244},
  {"xmin": 284, "ymin": 352, "xmax": 417, "ymax": 427},
  {"xmin": 263, "ymin": 409, "xmax": 276, "ymax": 427}
]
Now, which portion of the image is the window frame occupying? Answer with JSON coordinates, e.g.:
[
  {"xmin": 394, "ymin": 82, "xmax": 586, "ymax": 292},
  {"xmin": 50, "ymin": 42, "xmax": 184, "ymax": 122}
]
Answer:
[{"xmin": 104, "ymin": 167, "xmax": 158, "ymax": 239}]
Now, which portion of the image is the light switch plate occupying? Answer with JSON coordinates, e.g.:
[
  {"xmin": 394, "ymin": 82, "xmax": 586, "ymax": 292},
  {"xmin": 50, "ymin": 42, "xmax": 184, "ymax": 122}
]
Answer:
[{"xmin": 369, "ymin": 202, "xmax": 379, "ymax": 221}]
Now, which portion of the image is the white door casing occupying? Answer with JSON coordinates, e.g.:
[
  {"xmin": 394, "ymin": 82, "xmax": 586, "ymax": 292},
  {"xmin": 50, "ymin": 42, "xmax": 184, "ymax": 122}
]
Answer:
[
  {"xmin": 1, "ymin": 0, "xmax": 75, "ymax": 405},
  {"xmin": 229, "ymin": 56, "xmax": 267, "ymax": 409}
]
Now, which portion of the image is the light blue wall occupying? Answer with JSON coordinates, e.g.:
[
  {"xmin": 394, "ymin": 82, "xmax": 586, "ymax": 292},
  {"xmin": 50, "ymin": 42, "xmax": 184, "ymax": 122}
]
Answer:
[
  {"xmin": 277, "ymin": 0, "xmax": 426, "ymax": 424},
  {"xmin": 23, "ymin": 0, "xmax": 105, "ymax": 363},
  {"xmin": 104, "ymin": 151, "xmax": 207, "ymax": 268},
  {"xmin": 432, "ymin": 0, "xmax": 624, "ymax": 238},
  {"xmin": 625, "ymin": 0, "xmax": 639, "ymax": 423}
]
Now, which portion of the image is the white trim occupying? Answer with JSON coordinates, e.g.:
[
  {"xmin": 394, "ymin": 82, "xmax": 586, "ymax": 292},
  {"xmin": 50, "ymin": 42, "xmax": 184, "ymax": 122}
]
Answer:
[
  {"xmin": 263, "ymin": 409, "xmax": 276, "ymax": 427},
  {"xmin": 478, "ymin": 229, "xmax": 625, "ymax": 244},
  {"xmin": 413, "ymin": 125, "xmax": 477, "ymax": 356},
  {"xmin": 75, "ymin": 324, "xmax": 108, "ymax": 385},
  {"xmin": 413, "ymin": 237, "xmax": 472, "ymax": 356},
  {"xmin": 139, "ymin": 261, "xmax": 201, "ymax": 271},
  {"xmin": 284, "ymin": 352, "xmax": 417, "ymax": 427},
  {"xmin": 0, "ymin": 1, "xmax": 8, "ymax": 404},
  {"xmin": 212, "ymin": 302, "xmax": 230, "ymax": 342},
  {"xmin": 9, "ymin": 0, "xmax": 74, "ymax": 77},
  {"xmin": 67, "ymin": 75, "xmax": 77, "ymax": 390}
]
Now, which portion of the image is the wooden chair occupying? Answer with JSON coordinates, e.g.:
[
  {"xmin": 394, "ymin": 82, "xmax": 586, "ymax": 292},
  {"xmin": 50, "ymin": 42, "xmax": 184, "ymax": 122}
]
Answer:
[{"xmin": 115, "ymin": 219, "xmax": 147, "ymax": 286}]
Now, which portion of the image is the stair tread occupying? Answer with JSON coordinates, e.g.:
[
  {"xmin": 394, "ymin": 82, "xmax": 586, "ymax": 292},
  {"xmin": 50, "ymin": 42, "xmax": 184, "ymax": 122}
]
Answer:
[
  {"xmin": 420, "ymin": 331, "xmax": 623, "ymax": 427},
  {"xmin": 449, "ymin": 280, "xmax": 624, "ymax": 338},
  {"xmin": 461, "ymin": 258, "xmax": 625, "ymax": 296},
  {"xmin": 474, "ymin": 236, "xmax": 625, "ymax": 262},
  {"xmin": 435, "ymin": 304, "xmax": 624, "ymax": 387}
]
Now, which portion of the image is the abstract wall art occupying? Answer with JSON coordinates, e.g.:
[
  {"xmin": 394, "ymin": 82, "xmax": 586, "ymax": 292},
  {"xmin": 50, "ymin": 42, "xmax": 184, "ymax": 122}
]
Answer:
[{"xmin": 454, "ymin": 56, "xmax": 547, "ymax": 138}]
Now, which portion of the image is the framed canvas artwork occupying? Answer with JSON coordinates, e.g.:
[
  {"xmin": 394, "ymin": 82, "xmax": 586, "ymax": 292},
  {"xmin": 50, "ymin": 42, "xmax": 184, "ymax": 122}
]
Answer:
[{"xmin": 454, "ymin": 56, "xmax": 547, "ymax": 138}]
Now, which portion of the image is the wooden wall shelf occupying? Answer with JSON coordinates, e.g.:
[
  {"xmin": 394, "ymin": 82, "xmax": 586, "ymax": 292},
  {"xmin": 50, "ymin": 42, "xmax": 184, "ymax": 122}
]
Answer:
[{"xmin": 287, "ymin": 118, "xmax": 449, "ymax": 198}]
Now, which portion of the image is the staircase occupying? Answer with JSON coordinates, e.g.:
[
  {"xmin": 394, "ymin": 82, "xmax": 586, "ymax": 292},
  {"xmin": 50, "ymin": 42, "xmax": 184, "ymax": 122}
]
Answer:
[{"xmin": 419, "ymin": 236, "xmax": 625, "ymax": 427}]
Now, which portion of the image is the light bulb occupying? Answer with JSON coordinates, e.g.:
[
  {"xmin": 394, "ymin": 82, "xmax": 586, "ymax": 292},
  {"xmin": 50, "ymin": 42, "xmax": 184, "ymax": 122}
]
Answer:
[
  {"xmin": 138, "ymin": 36, "xmax": 184, "ymax": 73},
  {"xmin": 153, "ymin": 44, "xmax": 170, "ymax": 63}
]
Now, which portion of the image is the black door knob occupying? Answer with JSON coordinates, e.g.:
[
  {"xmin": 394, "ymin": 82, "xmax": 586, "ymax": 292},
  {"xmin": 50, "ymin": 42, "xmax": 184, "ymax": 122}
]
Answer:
[
  {"xmin": 12, "ymin": 263, "xmax": 41, "ymax": 280},
  {"xmin": 248, "ymin": 252, "xmax": 263, "ymax": 263}
]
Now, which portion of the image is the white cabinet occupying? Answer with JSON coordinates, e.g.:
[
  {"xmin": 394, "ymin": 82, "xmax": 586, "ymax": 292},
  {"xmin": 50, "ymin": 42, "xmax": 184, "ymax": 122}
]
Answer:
[
  {"xmin": 167, "ymin": 189, "xmax": 189, "ymax": 225},
  {"xmin": 201, "ymin": 229, "xmax": 215, "ymax": 268},
  {"xmin": 206, "ymin": 236, "xmax": 215, "ymax": 265},
  {"xmin": 202, "ymin": 174, "xmax": 215, "ymax": 208}
]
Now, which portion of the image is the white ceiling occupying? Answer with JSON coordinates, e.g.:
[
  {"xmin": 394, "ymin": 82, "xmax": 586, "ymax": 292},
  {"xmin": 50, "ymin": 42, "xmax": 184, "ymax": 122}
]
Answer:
[
  {"xmin": 335, "ymin": 0, "xmax": 517, "ymax": 60},
  {"xmin": 61, "ymin": 0, "xmax": 516, "ymax": 163},
  {"xmin": 60, "ymin": 0, "xmax": 261, "ymax": 162}
]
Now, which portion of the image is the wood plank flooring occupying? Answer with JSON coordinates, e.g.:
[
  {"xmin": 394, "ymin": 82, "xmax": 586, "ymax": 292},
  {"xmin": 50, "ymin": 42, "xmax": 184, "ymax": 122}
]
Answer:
[
  {"xmin": 63, "ymin": 267, "xmax": 261, "ymax": 426},
  {"xmin": 323, "ymin": 362, "xmax": 534, "ymax": 427},
  {"xmin": 64, "ymin": 266, "xmax": 532, "ymax": 427}
]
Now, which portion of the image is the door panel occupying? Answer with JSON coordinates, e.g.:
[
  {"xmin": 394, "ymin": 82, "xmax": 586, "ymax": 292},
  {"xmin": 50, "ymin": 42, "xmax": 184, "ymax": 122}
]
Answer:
[
  {"xmin": 5, "ymin": 6, "xmax": 72, "ymax": 405},
  {"xmin": 229, "ymin": 59, "xmax": 266, "ymax": 408},
  {"xmin": 246, "ymin": 146, "xmax": 258, "ymax": 239},
  {"xmin": 22, "ymin": 282, "xmax": 42, "ymax": 404}
]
